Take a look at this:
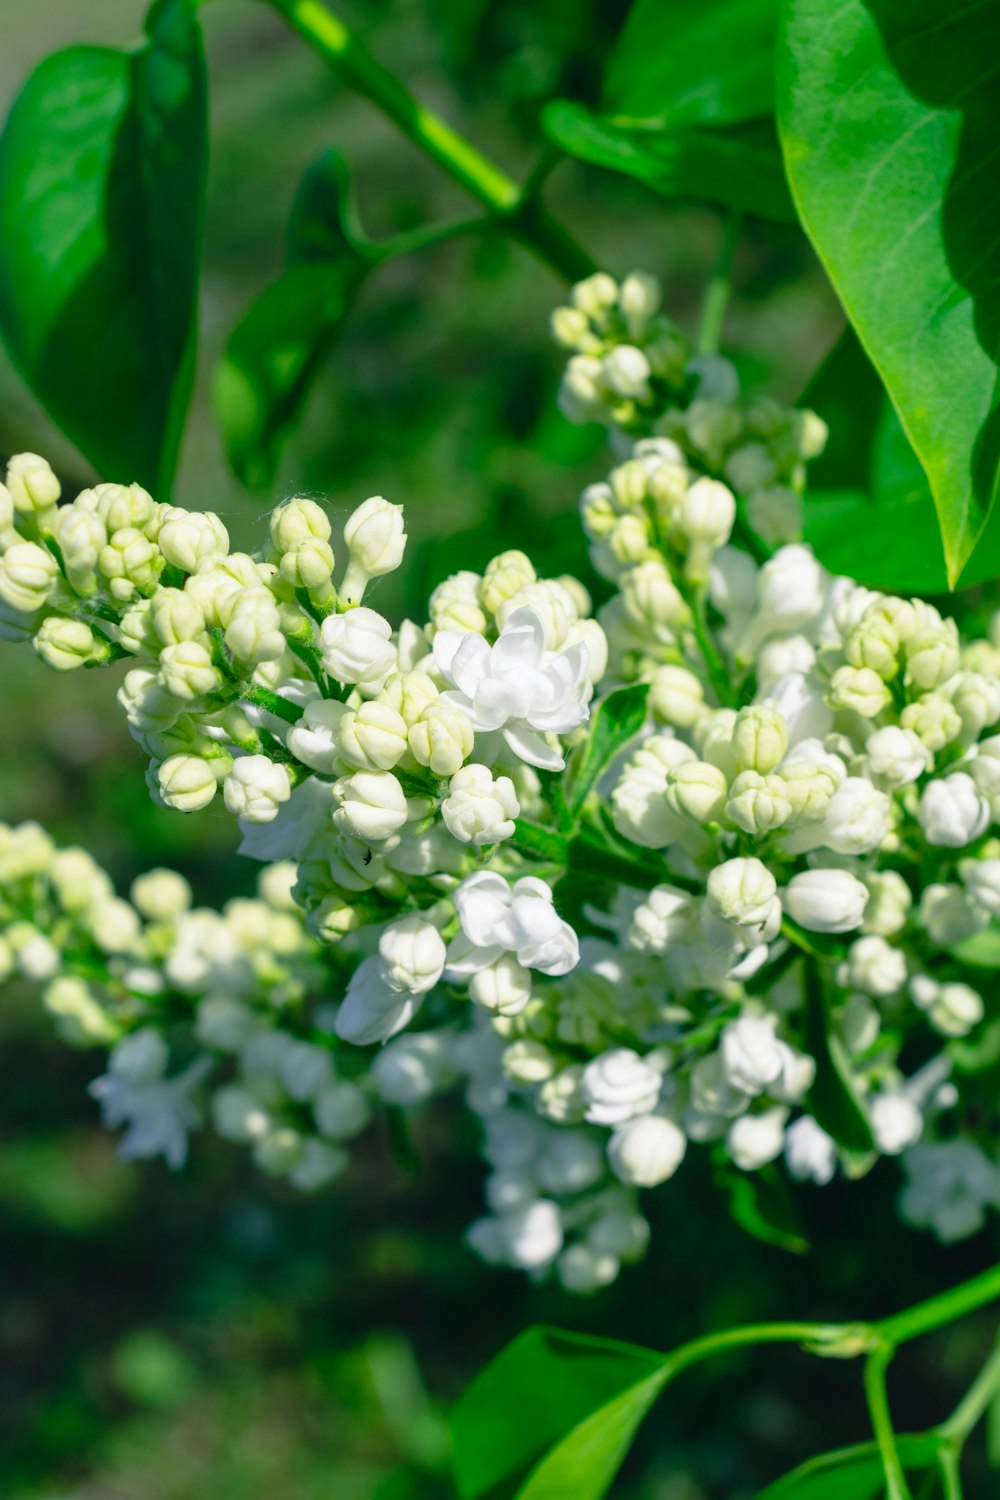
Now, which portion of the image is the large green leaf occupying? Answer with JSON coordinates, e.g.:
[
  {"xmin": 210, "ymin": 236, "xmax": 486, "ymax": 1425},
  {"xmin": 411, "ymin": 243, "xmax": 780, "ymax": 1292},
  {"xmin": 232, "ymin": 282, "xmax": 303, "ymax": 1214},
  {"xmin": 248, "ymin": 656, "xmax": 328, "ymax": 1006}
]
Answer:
[
  {"xmin": 543, "ymin": 102, "xmax": 795, "ymax": 222},
  {"xmin": 778, "ymin": 0, "xmax": 1000, "ymax": 586},
  {"xmin": 214, "ymin": 150, "xmax": 373, "ymax": 490},
  {"xmin": 604, "ymin": 0, "xmax": 779, "ymax": 126},
  {"xmin": 0, "ymin": 0, "xmax": 206, "ymax": 497},
  {"xmin": 756, "ymin": 1434, "xmax": 940, "ymax": 1498},
  {"xmin": 563, "ymin": 683, "xmax": 648, "ymax": 823},
  {"xmin": 803, "ymin": 331, "xmax": 1000, "ymax": 592},
  {"xmin": 449, "ymin": 1326, "xmax": 664, "ymax": 1500}
]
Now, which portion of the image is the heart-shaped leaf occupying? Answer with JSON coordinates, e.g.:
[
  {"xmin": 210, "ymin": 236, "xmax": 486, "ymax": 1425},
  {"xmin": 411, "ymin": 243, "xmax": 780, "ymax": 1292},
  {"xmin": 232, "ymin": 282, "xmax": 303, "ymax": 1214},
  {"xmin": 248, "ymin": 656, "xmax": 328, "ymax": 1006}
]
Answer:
[
  {"xmin": 0, "ymin": 0, "xmax": 207, "ymax": 497},
  {"xmin": 778, "ymin": 0, "xmax": 1000, "ymax": 585}
]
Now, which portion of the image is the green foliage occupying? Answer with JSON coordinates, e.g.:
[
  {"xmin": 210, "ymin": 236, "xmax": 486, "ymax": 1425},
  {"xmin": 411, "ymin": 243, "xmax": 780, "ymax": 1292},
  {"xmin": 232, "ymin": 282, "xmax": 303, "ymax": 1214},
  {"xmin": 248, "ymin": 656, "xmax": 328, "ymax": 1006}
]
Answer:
[
  {"xmin": 214, "ymin": 150, "xmax": 373, "ymax": 490},
  {"xmin": 603, "ymin": 0, "xmax": 778, "ymax": 125},
  {"xmin": 714, "ymin": 1159, "xmax": 810, "ymax": 1256},
  {"xmin": 803, "ymin": 963, "xmax": 876, "ymax": 1154},
  {"xmin": 0, "ymin": 0, "xmax": 206, "ymax": 497},
  {"xmin": 755, "ymin": 1435, "xmax": 939, "ymax": 1498},
  {"xmin": 778, "ymin": 0, "xmax": 1000, "ymax": 586},
  {"xmin": 561, "ymin": 682, "xmax": 648, "ymax": 825},
  {"xmin": 450, "ymin": 1326, "xmax": 664, "ymax": 1499}
]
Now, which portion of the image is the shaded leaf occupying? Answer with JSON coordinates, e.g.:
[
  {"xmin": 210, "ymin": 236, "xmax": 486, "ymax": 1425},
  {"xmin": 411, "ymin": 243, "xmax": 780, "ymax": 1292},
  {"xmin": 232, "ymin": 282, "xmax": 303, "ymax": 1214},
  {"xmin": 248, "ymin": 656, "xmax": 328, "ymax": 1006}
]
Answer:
[
  {"xmin": 778, "ymin": 0, "xmax": 1000, "ymax": 585},
  {"xmin": 803, "ymin": 967, "xmax": 875, "ymax": 1154},
  {"xmin": 604, "ymin": 0, "xmax": 779, "ymax": 126},
  {"xmin": 215, "ymin": 150, "xmax": 372, "ymax": 489},
  {"xmin": 0, "ymin": 0, "xmax": 207, "ymax": 496},
  {"xmin": 714, "ymin": 1160, "xmax": 810, "ymax": 1255},
  {"xmin": 450, "ymin": 1325, "xmax": 664, "ymax": 1500},
  {"xmin": 542, "ymin": 102, "xmax": 796, "ymax": 222},
  {"xmin": 564, "ymin": 683, "xmax": 649, "ymax": 822},
  {"xmin": 951, "ymin": 926, "xmax": 1000, "ymax": 971},
  {"xmin": 756, "ymin": 1434, "xmax": 940, "ymax": 1498}
]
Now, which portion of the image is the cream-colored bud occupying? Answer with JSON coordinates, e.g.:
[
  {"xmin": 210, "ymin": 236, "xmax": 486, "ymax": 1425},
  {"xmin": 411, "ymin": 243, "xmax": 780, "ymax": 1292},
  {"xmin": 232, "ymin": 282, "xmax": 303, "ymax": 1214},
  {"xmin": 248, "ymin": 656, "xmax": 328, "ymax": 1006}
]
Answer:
[
  {"xmin": 158, "ymin": 753, "xmax": 219, "ymax": 811},
  {"xmin": 33, "ymin": 616, "xmax": 98, "ymax": 671},
  {"xmin": 845, "ymin": 616, "xmax": 899, "ymax": 677},
  {"xmin": 223, "ymin": 755, "xmax": 292, "ymax": 824},
  {"xmin": 118, "ymin": 668, "xmax": 182, "ymax": 732},
  {"xmin": 408, "ymin": 701, "xmax": 474, "ymax": 776},
  {"xmin": 158, "ymin": 641, "xmax": 222, "ymax": 701},
  {"xmin": 900, "ymin": 695, "xmax": 963, "ymax": 751},
  {"xmin": 98, "ymin": 527, "xmax": 162, "ymax": 600},
  {"xmin": 93, "ymin": 482, "xmax": 155, "ymax": 533},
  {"xmin": 620, "ymin": 559, "xmax": 689, "ymax": 628},
  {"xmin": 332, "ymin": 770, "xmax": 409, "ymax": 842},
  {"xmin": 339, "ymin": 700, "xmax": 409, "ymax": 771},
  {"xmin": 732, "ymin": 705, "xmax": 788, "ymax": 774},
  {"xmin": 664, "ymin": 760, "xmax": 728, "ymax": 823},
  {"xmin": 726, "ymin": 771, "xmax": 793, "ymax": 834},
  {"xmin": 341, "ymin": 496, "xmax": 406, "ymax": 599},
  {"xmin": 481, "ymin": 550, "xmax": 537, "ymax": 615},
  {"xmin": 157, "ymin": 509, "xmax": 229, "ymax": 573},
  {"xmin": 151, "ymin": 587, "xmax": 205, "ymax": 646},
  {"xmin": 278, "ymin": 537, "xmax": 335, "ymax": 590},
  {"xmin": 270, "ymin": 497, "xmax": 331, "ymax": 551},
  {"xmin": 905, "ymin": 625, "xmax": 961, "ymax": 691},
  {"xmin": 827, "ymin": 665, "xmax": 892, "ymax": 719},
  {"xmin": 649, "ymin": 664, "xmax": 704, "ymax": 727},
  {"xmin": 0, "ymin": 540, "xmax": 59, "ymax": 612},
  {"xmin": 6, "ymin": 452, "xmax": 60, "ymax": 513},
  {"xmin": 131, "ymin": 868, "xmax": 192, "ymax": 921}
]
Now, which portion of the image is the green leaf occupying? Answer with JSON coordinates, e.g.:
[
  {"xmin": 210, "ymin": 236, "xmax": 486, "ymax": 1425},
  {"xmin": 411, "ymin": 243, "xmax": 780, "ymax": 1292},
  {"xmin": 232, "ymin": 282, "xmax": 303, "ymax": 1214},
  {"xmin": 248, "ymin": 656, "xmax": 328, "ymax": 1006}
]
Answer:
[
  {"xmin": 756, "ymin": 1434, "xmax": 940, "ymax": 1498},
  {"xmin": 604, "ymin": 0, "xmax": 779, "ymax": 126},
  {"xmin": 802, "ymin": 331, "xmax": 1000, "ymax": 592},
  {"xmin": 777, "ymin": 0, "xmax": 1000, "ymax": 586},
  {"xmin": 564, "ymin": 683, "xmax": 649, "ymax": 823},
  {"xmin": 542, "ymin": 102, "xmax": 796, "ymax": 222},
  {"xmin": 951, "ymin": 925, "xmax": 1000, "ymax": 971},
  {"xmin": 0, "ymin": 0, "xmax": 207, "ymax": 497},
  {"xmin": 214, "ymin": 150, "xmax": 372, "ymax": 490},
  {"xmin": 714, "ymin": 1160, "xmax": 810, "ymax": 1255},
  {"xmin": 450, "ymin": 1326, "xmax": 664, "ymax": 1500},
  {"xmin": 803, "ymin": 967, "xmax": 875, "ymax": 1154}
]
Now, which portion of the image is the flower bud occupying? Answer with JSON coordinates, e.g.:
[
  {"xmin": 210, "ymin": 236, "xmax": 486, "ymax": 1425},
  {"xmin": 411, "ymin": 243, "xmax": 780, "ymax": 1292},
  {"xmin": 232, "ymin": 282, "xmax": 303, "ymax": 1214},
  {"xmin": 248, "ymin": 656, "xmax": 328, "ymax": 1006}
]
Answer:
[
  {"xmin": 727, "ymin": 1107, "xmax": 787, "ymax": 1170},
  {"xmin": 707, "ymin": 857, "xmax": 779, "ymax": 930},
  {"xmin": 0, "ymin": 540, "xmax": 59, "ymax": 612},
  {"xmin": 583, "ymin": 1048, "xmax": 661, "ymax": 1125},
  {"xmin": 481, "ymin": 550, "xmax": 537, "ymax": 615},
  {"xmin": 676, "ymin": 477, "xmax": 736, "ymax": 578},
  {"xmin": 571, "ymin": 271, "xmax": 619, "ymax": 319},
  {"xmin": 313, "ymin": 1080, "xmax": 372, "ymax": 1140},
  {"xmin": 442, "ymin": 764, "xmax": 519, "ymax": 845},
  {"xmin": 620, "ymin": 560, "xmax": 688, "ymax": 629},
  {"xmin": 222, "ymin": 587, "xmax": 286, "ymax": 665},
  {"xmin": 732, "ymin": 705, "xmax": 788, "ymax": 774},
  {"xmin": 286, "ymin": 699, "xmax": 349, "ymax": 773},
  {"xmin": 619, "ymin": 269, "xmax": 662, "ymax": 334},
  {"xmin": 131, "ymin": 868, "xmax": 192, "ymax": 921},
  {"xmin": 603, "ymin": 345, "xmax": 652, "ymax": 401},
  {"xmin": 905, "ymin": 624, "xmax": 960, "ymax": 691},
  {"xmin": 340, "ymin": 496, "xmax": 406, "ymax": 603},
  {"xmin": 379, "ymin": 915, "xmax": 447, "ymax": 994},
  {"xmin": 98, "ymin": 527, "xmax": 162, "ymax": 600},
  {"xmin": 725, "ymin": 771, "xmax": 793, "ymax": 835},
  {"xmin": 150, "ymin": 587, "xmax": 205, "ymax": 646},
  {"xmin": 786, "ymin": 868, "xmax": 868, "ymax": 932},
  {"xmin": 337, "ymin": 700, "xmax": 408, "ymax": 771},
  {"xmin": 862, "ymin": 871, "xmax": 912, "ymax": 935},
  {"xmin": 845, "ymin": 615, "xmax": 899, "ymax": 676},
  {"xmin": 664, "ymin": 760, "xmax": 728, "ymax": 823},
  {"xmin": 118, "ymin": 668, "xmax": 182, "ymax": 732},
  {"xmin": 550, "ymin": 305, "xmax": 593, "ymax": 349},
  {"xmin": 6, "ymin": 452, "xmax": 60, "ymax": 513},
  {"xmin": 827, "ymin": 665, "xmax": 892, "ymax": 718},
  {"xmin": 823, "ymin": 777, "xmax": 891, "ymax": 854},
  {"xmin": 158, "ymin": 641, "xmax": 222, "ymax": 701},
  {"xmin": 223, "ymin": 755, "xmax": 292, "ymax": 823},
  {"xmin": 919, "ymin": 882, "xmax": 987, "ymax": 946},
  {"xmin": 745, "ymin": 485, "xmax": 803, "ymax": 545},
  {"xmin": 92, "ymin": 482, "xmax": 155, "ymax": 533},
  {"xmin": 270, "ymin": 497, "xmax": 331, "ymax": 551},
  {"xmin": 278, "ymin": 536, "xmax": 336, "ymax": 590},
  {"xmin": 910, "ymin": 975, "xmax": 983, "ymax": 1038},
  {"xmin": 900, "ymin": 695, "xmax": 963, "ymax": 751},
  {"xmin": 649, "ymin": 664, "xmax": 704, "ymax": 727},
  {"xmin": 158, "ymin": 754, "xmax": 219, "ymax": 811},
  {"xmin": 320, "ymin": 606, "xmax": 396, "ymax": 687},
  {"xmin": 865, "ymin": 725, "xmax": 930, "ymax": 786},
  {"xmin": 959, "ymin": 857, "xmax": 1000, "ymax": 919},
  {"xmin": 608, "ymin": 1114, "xmax": 686, "ymax": 1186},
  {"xmin": 838, "ymin": 935, "xmax": 906, "ymax": 997},
  {"xmin": 408, "ymin": 701, "xmax": 474, "ymax": 776},
  {"xmin": 33, "ymin": 617, "xmax": 98, "ymax": 671},
  {"xmin": 157, "ymin": 509, "xmax": 229, "ymax": 572},
  {"xmin": 918, "ymin": 774, "xmax": 989, "ymax": 848},
  {"xmin": 951, "ymin": 672, "xmax": 1000, "ymax": 738},
  {"xmin": 43, "ymin": 974, "xmax": 117, "ymax": 1046},
  {"xmin": 468, "ymin": 955, "xmax": 532, "ymax": 1015},
  {"xmin": 332, "ymin": 769, "xmax": 409, "ymax": 842},
  {"xmin": 54, "ymin": 507, "xmax": 106, "ymax": 586}
]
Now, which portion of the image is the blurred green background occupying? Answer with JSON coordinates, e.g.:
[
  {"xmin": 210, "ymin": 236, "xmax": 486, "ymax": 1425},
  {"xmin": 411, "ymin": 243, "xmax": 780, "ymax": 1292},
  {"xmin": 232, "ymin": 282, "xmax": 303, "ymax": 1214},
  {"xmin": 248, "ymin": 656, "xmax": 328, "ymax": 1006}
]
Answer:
[{"xmin": 3, "ymin": 3, "xmax": 997, "ymax": 1497}]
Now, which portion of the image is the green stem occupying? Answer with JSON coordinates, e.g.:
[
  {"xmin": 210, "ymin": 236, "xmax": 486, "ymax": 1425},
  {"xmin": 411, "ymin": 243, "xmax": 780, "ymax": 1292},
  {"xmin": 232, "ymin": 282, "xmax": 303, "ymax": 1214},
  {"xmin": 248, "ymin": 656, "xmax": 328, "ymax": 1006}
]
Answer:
[
  {"xmin": 697, "ymin": 210, "xmax": 743, "ymax": 355},
  {"xmin": 876, "ymin": 1264, "xmax": 1000, "ymax": 1347},
  {"xmin": 937, "ymin": 1447, "xmax": 964, "ymax": 1500},
  {"xmin": 864, "ymin": 1342, "xmax": 913, "ymax": 1500},
  {"xmin": 240, "ymin": 683, "xmax": 305, "ymax": 725},
  {"xmin": 688, "ymin": 585, "xmax": 736, "ymax": 707},
  {"xmin": 372, "ymin": 214, "xmax": 490, "ymax": 262},
  {"xmin": 261, "ymin": 0, "xmax": 595, "ymax": 282},
  {"xmin": 939, "ymin": 1336, "xmax": 1000, "ymax": 1444}
]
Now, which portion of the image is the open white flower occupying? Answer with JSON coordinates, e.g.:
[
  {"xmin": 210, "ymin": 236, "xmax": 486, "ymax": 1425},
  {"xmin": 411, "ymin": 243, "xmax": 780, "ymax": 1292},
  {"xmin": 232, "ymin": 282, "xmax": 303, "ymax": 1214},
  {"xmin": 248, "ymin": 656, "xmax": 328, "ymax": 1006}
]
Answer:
[
  {"xmin": 446, "ymin": 870, "xmax": 579, "ymax": 978},
  {"xmin": 433, "ymin": 605, "xmax": 589, "ymax": 770}
]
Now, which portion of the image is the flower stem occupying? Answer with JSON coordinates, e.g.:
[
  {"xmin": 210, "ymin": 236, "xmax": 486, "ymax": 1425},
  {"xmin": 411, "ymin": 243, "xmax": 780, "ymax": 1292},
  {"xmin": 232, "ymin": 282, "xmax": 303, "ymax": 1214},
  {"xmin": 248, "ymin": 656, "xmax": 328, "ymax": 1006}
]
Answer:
[
  {"xmin": 261, "ymin": 0, "xmax": 596, "ymax": 282},
  {"xmin": 864, "ymin": 1341, "xmax": 913, "ymax": 1500},
  {"xmin": 697, "ymin": 210, "xmax": 743, "ymax": 356}
]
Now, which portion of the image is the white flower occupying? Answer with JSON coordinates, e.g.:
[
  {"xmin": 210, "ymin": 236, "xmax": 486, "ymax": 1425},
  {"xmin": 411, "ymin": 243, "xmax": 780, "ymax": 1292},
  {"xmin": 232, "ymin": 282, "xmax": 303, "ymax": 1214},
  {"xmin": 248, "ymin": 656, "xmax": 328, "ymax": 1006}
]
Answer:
[
  {"xmin": 313, "ymin": 1080, "xmax": 372, "ymax": 1140},
  {"xmin": 784, "ymin": 1115, "xmax": 837, "ymax": 1185},
  {"xmin": 378, "ymin": 916, "xmax": 446, "ymax": 994},
  {"xmin": 900, "ymin": 1141, "xmax": 1000, "ymax": 1243},
  {"xmin": 335, "ymin": 955, "xmax": 423, "ymax": 1044},
  {"xmin": 332, "ymin": 770, "xmax": 410, "ymax": 843},
  {"xmin": 583, "ymin": 1048, "xmax": 661, "ymax": 1126},
  {"xmin": 785, "ymin": 869, "xmax": 869, "ymax": 933},
  {"xmin": 433, "ymin": 606, "xmax": 589, "ymax": 770},
  {"xmin": 558, "ymin": 1245, "xmax": 620, "ymax": 1295},
  {"xmin": 821, "ymin": 777, "xmax": 891, "ymax": 855},
  {"xmin": 865, "ymin": 725, "xmax": 930, "ymax": 787},
  {"xmin": 449, "ymin": 871, "xmax": 579, "ymax": 977},
  {"xmin": 918, "ymin": 774, "xmax": 989, "ymax": 848},
  {"xmin": 719, "ymin": 1016, "xmax": 785, "ymax": 1095},
  {"xmin": 909, "ymin": 976, "xmax": 983, "ymax": 1038},
  {"xmin": 607, "ymin": 1114, "xmax": 686, "ymax": 1185},
  {"xmin": 498, "ymin": 1200, "xmax": 564, "ymax": 1270},
  {"xmin": 442, "ymin": 764, "xmax": 519, "ymax": 845},
  {"xmin": 871, "ymin": 1092, "xmax": 922, "ymax": 1155},
  {"xmin": 90, "ymin": 1032, "xmax": 210, "ymax": 1169},
  {"xmin": 839, "ymin": 935, "xmax": 906, "ymax": 997},
  {"xmin": 727, "ymin": 1107, "xmax": 787, "ymax": 1170},
  {"xmin": 959, "ymin": 857, "xmax": 1000, "ymax": 919},
  {"xmin": 371, "ymin": 1032, "xmax": 452, "ymax": 1105},
  {"xmin": 223, "ymin": 756, "xmax": 292, "ymax": 824},
  {"xmin": 320, "ymin": 607, "xmax": 397, "ymax": 687},
  {"xmin": 286, "ymin": 699, "xmax": 349, "ymax": 774},
  {"xmin": 706, "ymin": 858, "xmax": 780, "ymax": 934}
]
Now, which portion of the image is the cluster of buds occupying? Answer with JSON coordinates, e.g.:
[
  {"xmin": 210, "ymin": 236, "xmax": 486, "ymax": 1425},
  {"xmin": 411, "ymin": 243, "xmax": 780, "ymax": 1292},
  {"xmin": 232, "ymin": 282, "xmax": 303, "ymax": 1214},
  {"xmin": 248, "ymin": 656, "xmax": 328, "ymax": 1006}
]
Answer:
[{"xmin": 5, "ymin": 269, "xmax": 1000, "ymax": 1290}]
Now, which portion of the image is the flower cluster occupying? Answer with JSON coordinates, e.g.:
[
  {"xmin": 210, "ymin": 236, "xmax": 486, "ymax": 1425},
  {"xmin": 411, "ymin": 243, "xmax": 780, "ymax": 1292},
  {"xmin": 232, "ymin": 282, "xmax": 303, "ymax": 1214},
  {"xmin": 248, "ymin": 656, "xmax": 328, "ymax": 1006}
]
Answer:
[{"xmin": 5, "ymin": 268, "xmax": 1000, "ymax": 1290}]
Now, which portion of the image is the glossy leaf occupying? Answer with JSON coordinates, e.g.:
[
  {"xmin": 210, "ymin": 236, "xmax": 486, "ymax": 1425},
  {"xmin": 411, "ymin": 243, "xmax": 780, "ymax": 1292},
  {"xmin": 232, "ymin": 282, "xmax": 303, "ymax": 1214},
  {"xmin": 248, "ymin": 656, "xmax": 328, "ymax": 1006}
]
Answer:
[
  {"xmin": 604, "ymin": 0, "xmax": 779, "ymax": 126},
  {"xmin": 542, "ymin": 102, "xmax": 796, "ymax": 222},
  {"xmin": 564, "ymin": 683, "xmax": 648, "ymax": 822},
  {"xmin": 803, "ymin": 967, "xmax": 875, "ymax": 1154},
  {"xmin": 756, "ymin": 1434, "xmax": 940, "ymax": 1498},
  {"xmin": 802, "ymin": 331, "xmax": 1000, "ymax": 591},
  {"xmin": 778, "ymin": 0, "xmax": 1000, "ymax": 585},
  {"xmin": 450, "ymin": 1325, "xmax": 664, "ymax": 1500},
  {"xmin": 714, "ymin": 1161, "xmax": 810, "ymax": 1255},
  {"xmin": 0, "ymin": 0, "xmax": 207, "ymax": 496},
  {"xmin": 215, "ymin": 151, "xmax": 372, "ymax": 489}
]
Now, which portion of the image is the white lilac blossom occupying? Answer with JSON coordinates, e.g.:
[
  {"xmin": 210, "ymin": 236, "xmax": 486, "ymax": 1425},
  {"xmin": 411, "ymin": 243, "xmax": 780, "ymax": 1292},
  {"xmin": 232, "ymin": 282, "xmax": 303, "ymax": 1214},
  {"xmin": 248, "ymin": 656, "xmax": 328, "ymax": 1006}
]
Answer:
[{"xmin": 6, "ymin": 267, "xmax": 1000, "ymax": 1291}]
